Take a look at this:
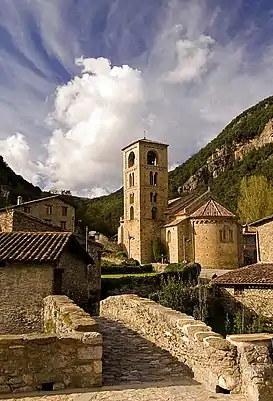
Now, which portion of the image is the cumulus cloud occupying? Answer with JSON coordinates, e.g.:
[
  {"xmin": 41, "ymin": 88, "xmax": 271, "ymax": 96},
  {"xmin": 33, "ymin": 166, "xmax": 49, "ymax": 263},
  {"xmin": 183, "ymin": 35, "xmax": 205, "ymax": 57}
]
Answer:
[{"xmin": 1, "ymin": 0, "xmax": 273, "ymax": 196}]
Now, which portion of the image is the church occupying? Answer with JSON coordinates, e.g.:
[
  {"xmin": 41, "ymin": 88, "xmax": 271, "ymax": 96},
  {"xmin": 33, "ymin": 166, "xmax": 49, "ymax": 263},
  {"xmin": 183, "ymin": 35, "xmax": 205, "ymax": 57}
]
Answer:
[{"xmin": 117, "ymin": 138, "xmax": 241, "ymax": 269}]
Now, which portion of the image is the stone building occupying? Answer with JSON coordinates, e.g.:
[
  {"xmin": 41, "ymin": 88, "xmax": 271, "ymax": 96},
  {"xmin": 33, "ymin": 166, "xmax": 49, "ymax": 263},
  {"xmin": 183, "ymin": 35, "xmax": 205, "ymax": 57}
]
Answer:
[
  {"xmin": 118, "ymin": 138, "xmax": 241, "ymax": 268},
  {"xmin": 0, "ymin": 231, "xmax": 95, "ymax": 334},
  {"xmin": 249, "ymin": 215, "xmax": 273, "ymax": 263},
  {"xmin": 213, "ymin": 263, "xmax": 273, "ymax": 319},
  {"xmin": 0, "ymin": 194, "xmax": 76, "ymax": 231}
]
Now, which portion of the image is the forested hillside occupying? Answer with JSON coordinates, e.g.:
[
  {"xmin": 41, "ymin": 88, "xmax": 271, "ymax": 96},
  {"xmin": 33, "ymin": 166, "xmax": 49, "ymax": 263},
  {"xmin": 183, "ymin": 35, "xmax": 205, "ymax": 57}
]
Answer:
[{"xmin": 2, "ymin": 95, "xmax": 273, "ymax": 235}]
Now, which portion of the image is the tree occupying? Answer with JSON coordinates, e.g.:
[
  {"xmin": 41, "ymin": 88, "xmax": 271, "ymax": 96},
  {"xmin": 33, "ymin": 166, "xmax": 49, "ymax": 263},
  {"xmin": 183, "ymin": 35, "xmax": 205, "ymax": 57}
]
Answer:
[{"xmin": 237, "ymin": 175, "xmax": 273, "ymax": 223}]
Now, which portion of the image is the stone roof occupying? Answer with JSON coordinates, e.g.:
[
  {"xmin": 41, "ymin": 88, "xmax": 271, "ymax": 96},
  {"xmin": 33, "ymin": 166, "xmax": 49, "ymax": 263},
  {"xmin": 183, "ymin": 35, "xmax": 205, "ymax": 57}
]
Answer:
[
  {"xmin": 0, "ymin": 232, "xmax": 93, "ymax": 264},
  {"xmin": 0, "ymin": 194, "xmax": 76, "ymax": 212},
  {"xmin": 213, "ymin": 263, "xmax": 273, "ymax": 286},
  {"xmin": 190, "ymin": 199, "xmax": 236, "ymax": 218}
]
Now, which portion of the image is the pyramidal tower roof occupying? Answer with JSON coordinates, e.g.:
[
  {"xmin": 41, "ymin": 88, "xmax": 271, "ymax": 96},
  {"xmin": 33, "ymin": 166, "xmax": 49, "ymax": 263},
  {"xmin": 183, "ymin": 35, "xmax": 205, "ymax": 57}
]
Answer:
[{"xmin": 190, "ymin": 198, "xmax": 235, "ymax": 218}]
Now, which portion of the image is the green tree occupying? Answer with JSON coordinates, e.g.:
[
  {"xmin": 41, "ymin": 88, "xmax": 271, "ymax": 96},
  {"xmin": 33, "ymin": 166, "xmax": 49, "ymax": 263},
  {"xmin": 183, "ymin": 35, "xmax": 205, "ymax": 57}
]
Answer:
[{"xmin": 237, "ymin": 175, "xmax": 273, "ymax": 223}]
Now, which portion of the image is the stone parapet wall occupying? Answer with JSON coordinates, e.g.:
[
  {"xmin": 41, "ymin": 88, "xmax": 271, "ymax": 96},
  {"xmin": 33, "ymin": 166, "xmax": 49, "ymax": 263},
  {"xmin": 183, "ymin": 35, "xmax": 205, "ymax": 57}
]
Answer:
[
  {"xmin": 100, "ymin": 294, "xmax": 240, "ymax": 393},
  {"xmin": 0, "ymin": 296, "xmax": 102, "ymax": 394},
  {"xmin": 228, "ymin": 334, "xmax": 273, "ymax": 401},
  {"xmin": 43, "ymin": 295, "xmax": 98, "ymax": 334}
]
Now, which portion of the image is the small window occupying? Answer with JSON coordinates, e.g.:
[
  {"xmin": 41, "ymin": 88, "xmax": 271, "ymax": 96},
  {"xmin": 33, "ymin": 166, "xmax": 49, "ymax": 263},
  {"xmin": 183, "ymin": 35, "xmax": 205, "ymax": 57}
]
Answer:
[
  {"xmin": 152, "ymin": 206, "xmax": 157, "ymax": 220},
  {"xmin": 129, "ymin": 173, "xmax": 132, "ymax": 187},
  {"xmin": 150, "ymin": 192, "xmax": 153, "ymax": 202},
  {"xmin": 129, "ymin": 193, "xmax": 134, "ymax": 204},
  {"xmin": 128, "ymin": 151, "xmax": 135, "ymax": 168},
  {"xmin": 150, "ymin": 172, "xmax": 154, "ymax": 185},
  {"xmin": 62, "ymin": 206, "xmax": 68, "ymax": 216},
  {"xmin": 147, "ymin": 151, "xmax": 157, "ymax": 165},
  {"xmin": 167, "ymin": 230, "xmax": 171, "ymax": 243},
  {"xmin": 132, "ymin": 172, "xmax": 135, "ymax": 186},
  {"xmin": 220, "ymin": 226, "xmax": 233, "ymax": 243},
  {"xmin": 60, "ymin": 221, "xmax": 67, "ymax": 229},
  {"xmin": 234, "ymin": 286, "xmax": 244, "ymax": 295},
  {"xmin": 45, "ymin": 205, "xmax": 53, "ymax": 215},
  {"xmin": 153, "ymin": 193, "xmax": 157, "ymax": 203},
  {"xmin": 130, "ymin": 206, "xmax": 134, "ymax": 220},
  {"xmin": 44, "ymin": 219, "xmax": 52, "ymax": 224},
  {"xmin": 24, "ymin": 206, "xmax": 31, "ymax": 213},
  {"xmin": 154, "ymin": 172, "xmax": 158, "ymax": 186}
]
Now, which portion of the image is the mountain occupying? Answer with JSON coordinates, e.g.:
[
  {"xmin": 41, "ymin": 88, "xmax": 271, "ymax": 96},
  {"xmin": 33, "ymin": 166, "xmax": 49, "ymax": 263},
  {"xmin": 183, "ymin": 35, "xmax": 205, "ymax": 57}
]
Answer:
[{"xmin": 2, "ymin": 95, "xmax": 273, "ymax": 235}]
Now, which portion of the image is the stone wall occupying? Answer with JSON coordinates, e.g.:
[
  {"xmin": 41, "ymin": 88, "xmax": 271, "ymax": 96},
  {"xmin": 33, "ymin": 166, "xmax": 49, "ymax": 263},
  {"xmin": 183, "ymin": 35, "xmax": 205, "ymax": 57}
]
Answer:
[
  {"xmin": 100, "ymin": 294, "xmax": 240, "ymax": 393},
  {"xmin": 220, "ymin": 287, "xmax": 273, "ymax": 319},
  {"xmin": 228, "ymin": 334, "xmax": 273, "ymax": 401},
  {"xmin": 0, "ymin": 210, "xmax": 13, "ymax": 232},
  {"xmin": 0, "ymin": 296, "xmax": 102, "ymax": 394},
  {"xmin": 0, "ymin": 264, "xmax": 53, "ymax": 334},
  {"xmin": 256, "ymin": 220, "xmax": 273, "ymax": 262}
]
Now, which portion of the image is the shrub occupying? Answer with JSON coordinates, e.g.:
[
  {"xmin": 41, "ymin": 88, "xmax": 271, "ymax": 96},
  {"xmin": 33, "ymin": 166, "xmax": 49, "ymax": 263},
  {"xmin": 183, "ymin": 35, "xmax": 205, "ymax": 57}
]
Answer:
[
  {"xmin": 164, "ymin": 262, "xmax": 201, "ymax": 284},
  {"xmin": 101, "ymin": 262, "xmax": 154, "ymax": 275},
  {"xmin": 120, "ymin": 258, "xmax": 140, "ymax": 266}
]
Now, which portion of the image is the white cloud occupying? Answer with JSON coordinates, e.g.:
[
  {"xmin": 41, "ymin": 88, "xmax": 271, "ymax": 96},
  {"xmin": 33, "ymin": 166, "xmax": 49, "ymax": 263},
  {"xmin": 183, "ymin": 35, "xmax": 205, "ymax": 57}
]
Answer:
[{"xmin": 1, "ymin": 0, "xmax": 273, "ymax": 197}]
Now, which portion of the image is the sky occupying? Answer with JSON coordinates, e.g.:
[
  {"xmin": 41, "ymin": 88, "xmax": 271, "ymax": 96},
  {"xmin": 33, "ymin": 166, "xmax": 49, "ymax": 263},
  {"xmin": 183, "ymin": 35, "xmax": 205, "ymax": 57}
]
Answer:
[{"xmin": 0, "ymin": 0, "xmax": 273, "ymax": 197}]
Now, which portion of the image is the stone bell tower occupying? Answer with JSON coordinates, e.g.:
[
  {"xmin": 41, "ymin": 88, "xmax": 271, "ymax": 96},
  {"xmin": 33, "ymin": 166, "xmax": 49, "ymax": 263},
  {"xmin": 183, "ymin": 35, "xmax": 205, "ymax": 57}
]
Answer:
[{"xmin": 119, "ymin": 138, "xmax": 169, "ymax": 263}]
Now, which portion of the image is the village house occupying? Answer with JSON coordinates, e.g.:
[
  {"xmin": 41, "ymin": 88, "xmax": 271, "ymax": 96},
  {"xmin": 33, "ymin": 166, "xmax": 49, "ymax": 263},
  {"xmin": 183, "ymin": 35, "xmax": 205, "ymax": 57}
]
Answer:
[
  {"xmin": 0, "ymin": 194, "xmax": 76, "ymax": 231},
  {"xmin": 0, "ymin": 231, "xmax": 97, "ymax": 334},
  {"xmin": 118, "ymin": 138, "xmax": 242, "ymax": 268}
]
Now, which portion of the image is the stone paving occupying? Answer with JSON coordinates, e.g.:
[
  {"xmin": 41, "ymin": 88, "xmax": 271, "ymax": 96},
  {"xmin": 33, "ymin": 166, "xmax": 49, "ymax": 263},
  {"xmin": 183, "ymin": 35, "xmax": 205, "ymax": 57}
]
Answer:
[{"xmin": 4, "ymin": 316, "xmax": 247, "ymax": 401}]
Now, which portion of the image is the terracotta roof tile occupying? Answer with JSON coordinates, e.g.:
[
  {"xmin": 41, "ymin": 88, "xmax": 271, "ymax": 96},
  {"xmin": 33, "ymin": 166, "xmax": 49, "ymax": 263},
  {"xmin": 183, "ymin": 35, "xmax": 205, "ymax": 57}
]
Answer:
[
  {"xmin": 191, "ymin": 199, "xmax": 235, "ymax": 218},
  {"xmin": 213, "ymin": 263, "xmax": 273, "ymax": 286},
  {"xmin": 0, "ymin": 232, "xmax": 72, "ymax": 262}
]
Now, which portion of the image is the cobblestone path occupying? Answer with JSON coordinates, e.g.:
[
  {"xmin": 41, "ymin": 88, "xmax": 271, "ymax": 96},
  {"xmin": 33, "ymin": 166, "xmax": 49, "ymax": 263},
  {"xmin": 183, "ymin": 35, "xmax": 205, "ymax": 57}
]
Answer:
[{"xmin": 95, "ymin": 316, "xmax": 193, "ymax": 386}]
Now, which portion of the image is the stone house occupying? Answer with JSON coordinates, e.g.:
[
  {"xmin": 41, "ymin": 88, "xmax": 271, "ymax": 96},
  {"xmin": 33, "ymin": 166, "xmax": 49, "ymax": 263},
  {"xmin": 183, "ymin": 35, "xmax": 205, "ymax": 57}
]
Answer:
[
  {"xmin": 0, "ymin": 231, "xmax": 96, "ymax": 334},
  {"xmin": 249, "ymin": 215, "xmax": 273, "ymax": 263},
  {"xmin": 213, "ymin": 263, "xmax": 273, "ymax": 319},
  {"xmin": 0, "ymin": 194, "xmax": 76, "ymax": 232},
  {"xmin": 118, "ymin": 138, "xmax": 241, "ymax": 268}
]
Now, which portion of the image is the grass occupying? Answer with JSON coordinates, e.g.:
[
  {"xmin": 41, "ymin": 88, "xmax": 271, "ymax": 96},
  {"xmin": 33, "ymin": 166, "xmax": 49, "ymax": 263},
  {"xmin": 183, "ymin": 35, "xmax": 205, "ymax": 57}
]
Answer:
[{"xmin": 102, "ymin": 272, "xmax": 160, "ymax": 278}]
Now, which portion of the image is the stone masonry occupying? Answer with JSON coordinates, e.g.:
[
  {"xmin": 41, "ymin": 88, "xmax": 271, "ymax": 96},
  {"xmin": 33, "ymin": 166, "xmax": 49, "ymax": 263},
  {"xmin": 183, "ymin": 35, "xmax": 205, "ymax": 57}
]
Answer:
[{"xmin": 0, "ymin": 296, "xmax": 102, "ymax": 394}]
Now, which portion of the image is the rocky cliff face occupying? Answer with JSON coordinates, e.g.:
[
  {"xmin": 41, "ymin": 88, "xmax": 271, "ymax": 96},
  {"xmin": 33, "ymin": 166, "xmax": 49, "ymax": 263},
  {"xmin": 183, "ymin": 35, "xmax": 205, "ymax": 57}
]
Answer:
[{"xmin": 182, "ymin": 119, "xmax": 273, "ymax": 191}]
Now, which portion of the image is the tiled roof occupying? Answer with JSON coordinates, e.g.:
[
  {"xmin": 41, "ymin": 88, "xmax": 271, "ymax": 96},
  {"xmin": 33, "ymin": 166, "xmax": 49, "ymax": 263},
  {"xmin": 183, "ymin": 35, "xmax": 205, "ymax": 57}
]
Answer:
[
  {"xmin": 164, "ymin": 216, "xmax": 187, "ymax": 227},
  {"xmin": 213, "ymin": 263, "xmax": 273, "ymax": 286},
  {"xmin": 0, "ymin": 194, "xmax": 75, "ymax": 212},
  {"xmin": 0, "ymin": 232, "xmax": 93, "ymax": 264},
  {"xmin": 250, "ymin": 215, "xmax": 273, "ymax": 227},
  {"xmin": 190, "ymin": 199, "xmax": 235, "ymax": 218},
  {"xmin": 13, "ymin": 210, "xmax": 64, "ymax": 232},
  {"xmin": 122, "ymin": 138, "xmax": 169, "ymax": 150}
]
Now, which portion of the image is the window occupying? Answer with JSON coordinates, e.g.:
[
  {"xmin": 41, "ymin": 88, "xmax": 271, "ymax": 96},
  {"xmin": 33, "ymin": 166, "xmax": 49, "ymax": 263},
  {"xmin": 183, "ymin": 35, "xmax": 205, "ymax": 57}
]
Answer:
[
  {"xmin": 44, "ymin": 219, "xmax": 52, "ymax": 224},
  {"xmin": 147, "ymin": 150, "xmax": 157, "ymax": 165},
  {"xmin": 234, "ymin": 286, "xmax": 244, "ymax": 295},
  {"xmin": 53, "ymin": 269, "xmax": 63, "ymax": 295},
  {"xmin": 129, "ymin": 193, "xmax": 134, "ymax": 204},
  {"xmin": 132, "ymin": 172, "xmax": 135, "ymax": 186},
  {"xmin": 154, "ymin": 172, "xmax": 158, "ymax": 186},
  {"xmin": 153, "ymin": 193, "xmax": 157, "ymax": 203},
  {"xmin": 150, "ymin": 192, "xmax": 157, "ymax": 202},
  {"xmin": 130, "ymin": 206, "xmax": 134, "ymax": 220},
  {"xmin": 62, "ymin": 206, "xmax": 68, "ymax": 216},
  {"xmin": 152, "ymin": 206, "xmax": 157, "ymax": 220},
  {"xmin": 167, "ymin": 230, "xmax": 171, "ymax": 243},
  {"xmin": 45, "ymin": 204, "xmax": 53, "ymax": 215},
  {"xmin": 128, "ymin": 151, "xmax": 135, "ymax": 167},
  {"xmin": 129, "ymin": 173, "xmax": 132, "ymax": 187},
  {"xmin": 150, "ymin": 171, "xmax": 154, "ymax": 185},
  {"xmin": 150, "ymin": 192, "xmax": 153, "ymax": 202},
  {"xmin": 60, "ymin": 221, "xmax": 67, "ymax": 229},
  {"xmin": 24, "ymin": 206, "xmax": 31, "ymax": 213},
  {"xmin": 220, "ymin": 226, "xmax": 233, "ymax": 243}
]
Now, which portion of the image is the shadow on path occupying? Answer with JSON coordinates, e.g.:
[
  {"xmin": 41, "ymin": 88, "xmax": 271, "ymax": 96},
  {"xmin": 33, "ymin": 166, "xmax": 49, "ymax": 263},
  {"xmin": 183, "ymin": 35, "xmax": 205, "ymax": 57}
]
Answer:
[{"xmin": 95, "ymin": 316, "xmax": 194, "ymax": 387}]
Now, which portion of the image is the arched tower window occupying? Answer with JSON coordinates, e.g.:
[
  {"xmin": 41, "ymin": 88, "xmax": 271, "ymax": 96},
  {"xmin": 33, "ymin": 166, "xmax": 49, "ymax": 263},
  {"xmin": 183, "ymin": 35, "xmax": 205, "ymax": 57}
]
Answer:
[
  {"xmin": 129, "ymin": 193, "xmax": 134, "ymax": 204},
  {"xmin": 130, "ymin": 206, "xmax": 134, "ymax": 220},
  {"xmin": 150, "ymin": 171, "xmax": 154, "ymax": 185},
  {"xmin": 132, "ymin": 172, "xmax": 135, "ymax": 186},
  {"xmin": 128, "ymin": 151, "xmax": 135, "ymax": 168},
  {"xmin": 167, "ymin": 230, "xmax": 171, "ymax": 243},
  {"xmin": 153, "ymin": 193, "xmax": 157, "ymax": 203},
  {"xmin": 152, "ymin": 206, "xmax": 157, "ymax": 220},
  {"xmin": 150, "ymin": 192, "xmax": 153, "ymax": 202},
  {"xmin": 154, "ymin": 172, "xmax": 158, "ymax": 186},
  {"xmin": 129, "ymin": 174, "xmax": 132, "ymax": 187},
  {"xmin": 147, "ymin": 151, "xmax": 157, "ymax": 166}
]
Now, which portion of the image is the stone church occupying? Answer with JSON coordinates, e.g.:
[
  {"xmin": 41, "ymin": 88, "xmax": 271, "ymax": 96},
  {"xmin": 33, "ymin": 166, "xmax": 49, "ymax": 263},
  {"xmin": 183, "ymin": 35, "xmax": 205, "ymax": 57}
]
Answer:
[{"xmin": 118, "ymin": 138, "xmax": 241, "ymax": 269}]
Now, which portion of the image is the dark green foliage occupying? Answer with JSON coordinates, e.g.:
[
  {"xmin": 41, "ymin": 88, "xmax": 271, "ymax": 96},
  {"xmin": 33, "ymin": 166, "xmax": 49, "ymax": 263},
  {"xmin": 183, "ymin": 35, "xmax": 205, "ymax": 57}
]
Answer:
[
  {"xmin": 224, "ymin": 311, "xmax": 273, "ymax": 334},
  {"xmin": 101, "ymin": 261, "xmax": 153, "ymax": 275},
  {"xmin": 120, "ymin": 258, "xmax": 140, "ymax": 266},
  {"xmin": 164, "ymin": 262, "xmax": 201, "ymax": 284}
]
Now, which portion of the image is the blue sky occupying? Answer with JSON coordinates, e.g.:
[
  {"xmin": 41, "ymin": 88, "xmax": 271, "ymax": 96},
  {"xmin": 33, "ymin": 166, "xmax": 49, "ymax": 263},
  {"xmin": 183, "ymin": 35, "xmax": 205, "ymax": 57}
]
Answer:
[{"xmin": 0, "ymin": 0, "xmax": 273, "ymax": 196}]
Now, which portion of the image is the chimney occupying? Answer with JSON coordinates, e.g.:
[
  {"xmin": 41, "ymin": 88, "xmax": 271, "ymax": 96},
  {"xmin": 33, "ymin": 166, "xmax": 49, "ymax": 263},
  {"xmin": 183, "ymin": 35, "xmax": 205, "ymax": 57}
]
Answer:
[{"xmin": 17, "ymin": 196, "xmax": 23, "ymax": 205}]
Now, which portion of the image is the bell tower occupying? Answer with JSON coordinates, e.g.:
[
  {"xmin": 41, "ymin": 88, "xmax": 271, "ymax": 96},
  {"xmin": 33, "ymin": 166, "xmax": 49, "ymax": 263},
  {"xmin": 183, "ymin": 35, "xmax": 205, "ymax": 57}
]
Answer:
[{"xmin": 120, "ymin": 138, "xmax": 169, "ymax": 263}]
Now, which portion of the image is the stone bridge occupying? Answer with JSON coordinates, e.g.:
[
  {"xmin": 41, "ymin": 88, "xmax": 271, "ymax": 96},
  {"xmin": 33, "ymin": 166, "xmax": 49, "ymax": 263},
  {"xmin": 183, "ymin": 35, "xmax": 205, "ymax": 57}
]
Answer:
[{"xmin": 3, "ymin": 294, "xmax": 273, "ymax": 401}]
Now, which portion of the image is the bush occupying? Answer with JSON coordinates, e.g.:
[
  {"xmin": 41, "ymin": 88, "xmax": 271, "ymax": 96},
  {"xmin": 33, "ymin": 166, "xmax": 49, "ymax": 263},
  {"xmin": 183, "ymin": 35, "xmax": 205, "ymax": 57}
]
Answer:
[
  {"xmin": 101, "ymin": 262, "xmax": 154, "ymax": 275},
  {"xmin": 164, "ymin": 262, "xmax": 201, "ymax": 284},
  {"xmin": 120, "ymin": 258, "xmax": 140, "ymax": 266}
]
